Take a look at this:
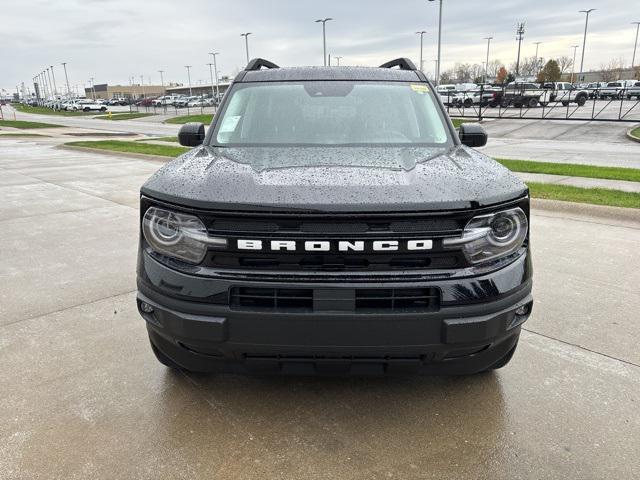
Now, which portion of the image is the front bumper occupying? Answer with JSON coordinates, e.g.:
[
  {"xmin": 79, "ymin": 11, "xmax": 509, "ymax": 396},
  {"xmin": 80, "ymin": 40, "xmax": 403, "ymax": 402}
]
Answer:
[{"xmin": 137, "ymin": 250, "xmax": 532, "ymax": 375}]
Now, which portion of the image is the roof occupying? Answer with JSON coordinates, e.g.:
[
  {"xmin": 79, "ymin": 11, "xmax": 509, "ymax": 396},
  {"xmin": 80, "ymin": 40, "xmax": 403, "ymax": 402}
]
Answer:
[{"xmin": 238, "ymin": 66, "xmax": 423, "ymax": 83}]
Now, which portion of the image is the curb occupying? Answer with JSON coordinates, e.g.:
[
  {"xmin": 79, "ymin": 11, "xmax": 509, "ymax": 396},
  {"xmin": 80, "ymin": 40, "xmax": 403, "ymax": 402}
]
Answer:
[
  {"xmin": 57, "ymin": 144, "xmax": 174, "ymax": 163},
  {"xmin": 626, "ymin": 125, "xmax": 640, "ymax": 144},
  {"xmin": 532, "ymin": 198, "xmax": 640, "ymax": 223}
]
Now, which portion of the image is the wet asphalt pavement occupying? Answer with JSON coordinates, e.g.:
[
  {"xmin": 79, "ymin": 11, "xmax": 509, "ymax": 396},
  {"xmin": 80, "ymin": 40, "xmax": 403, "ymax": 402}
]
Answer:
[{"xmin": 1, "ymin": 138, "xmax": 639, "ymax": 479}]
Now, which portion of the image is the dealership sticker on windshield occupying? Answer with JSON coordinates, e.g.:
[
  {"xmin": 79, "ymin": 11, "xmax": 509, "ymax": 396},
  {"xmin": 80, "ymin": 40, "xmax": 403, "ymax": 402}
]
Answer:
[{"xmin": 411, "ymin": 84, "xmax": 430, "ymax": 93}]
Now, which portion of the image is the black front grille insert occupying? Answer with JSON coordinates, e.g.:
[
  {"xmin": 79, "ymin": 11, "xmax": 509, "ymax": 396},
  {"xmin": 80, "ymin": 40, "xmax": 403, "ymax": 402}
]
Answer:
[
  {"xmin": 355, "ymin": 288, "xmax": 440, "ymax": 312},
  {"xmin": 230, "ymin": 287, "xmax": 314, "ymax": 311},
  {"xmin": 229, "ymin": 287, "xmax": 440, "ymax": 312}
]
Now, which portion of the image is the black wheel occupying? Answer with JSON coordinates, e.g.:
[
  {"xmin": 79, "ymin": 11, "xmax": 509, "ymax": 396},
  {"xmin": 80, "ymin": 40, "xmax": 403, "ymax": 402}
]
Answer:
[
  {"xmin": 100, "ymin": 106, "xmax": 106, "ymax": 111},
  {"xmin": 83, "ymin": 107, "xmax": 90, "ymax": 112},
  {"xmin": 527, "ymin": 98, "xmax": 538, "ymax": 108},
  {"xmin": 561, "ymin": 101, "xmax": 569, "ymax": 106},
  {"xmin": 513, "ymin": 102, "xmax": 522, "ymax": 108},
  {"xmin": 463, "ymin": 98, "xmax": 473, "ymax": 107},
  {"xmin": 576, "ymin": 95, "xmax": 587, "ymax": 106},
  {"xmin": 149, "ymin": 338, "xmax": 184, "ymax": 370},
  {"xmin": 487, "ymin": 342, "xmax": 518, "ymax": 370}
]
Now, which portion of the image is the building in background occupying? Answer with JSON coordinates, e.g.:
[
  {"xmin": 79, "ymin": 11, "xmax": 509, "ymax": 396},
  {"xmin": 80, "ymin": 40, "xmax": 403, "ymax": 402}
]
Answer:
[{"xmin": 84, "ymin": 83, "xmax": 168, "ymax": 100}]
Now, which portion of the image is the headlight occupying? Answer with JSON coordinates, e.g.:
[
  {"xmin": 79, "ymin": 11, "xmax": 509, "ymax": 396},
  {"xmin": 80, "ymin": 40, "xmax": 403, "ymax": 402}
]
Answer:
[
  {"xmin": 142, "ymin": 207, "xmax": 226, "ymax": 264},
  {"xmin": 443, "ymin": 207, "xmax": 528, "ymax": 265}
]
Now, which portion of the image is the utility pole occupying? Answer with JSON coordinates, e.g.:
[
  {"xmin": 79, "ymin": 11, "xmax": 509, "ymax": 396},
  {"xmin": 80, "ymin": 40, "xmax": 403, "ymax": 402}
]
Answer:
[
  {"xmin": 632, "ymin": 22, "xmax": 640, "ymax": 68},
  {"xmin": 50, "ymin": 65, "xmax": 58, "ymax": 97},
  {"xmin": 184, "ymin": 65, "xmax": 193, "ymax": 96},
  {"xmin": 428, "ymin": 0, "xmax": 443, "ymax": 86},
  {"xmin": 61, "ymin": 62, "xmax": 71, "ymax": 98},
  {"xmin": 416, "ymin": 31, "xmax": 427, "ymax": 72},
  {"xmin": 209, "ymin": 52, "xmax": 220, "ymax": 100},
  {"xmin": 140, "ymin": 75, "xmax": 145, "ymax": 98},
  {"xmin": 579, "ymin": 9, "xmax": 595, "ymax": 81},
  {"xmin": 315, "ymin": 18, "xmax": 333, "ymax": 66},
  {"xmin": 334, "ymin": 56, "xmax": 343, "ymax": 66},
  {"xmin": 571, "ymin": 45, "xmax": 580, "ymax": 83},
  {"xmin": 484, "ymin": 36, "xmax": 493, "ymax": 83},
  {"xmin": 240, "ymin": 33, "xmax": 252, "ymax": 64},
  {"xmin": 158, "ymin": 70, "xmax": 165, "ymax": 89},
  {"xmin": 515, "ymin": 22, "xmax": 526, "ymax": 76}
]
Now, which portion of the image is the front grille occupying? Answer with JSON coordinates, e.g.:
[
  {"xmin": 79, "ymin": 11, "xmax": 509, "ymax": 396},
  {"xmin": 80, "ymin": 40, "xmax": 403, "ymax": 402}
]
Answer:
[
  {"xmin": 201, "ymin": 211, "xmax": 469, "ymax": 272},
  {"xmin": 229, "ymin": 286, "xmax": 440, "ymax": 312}
]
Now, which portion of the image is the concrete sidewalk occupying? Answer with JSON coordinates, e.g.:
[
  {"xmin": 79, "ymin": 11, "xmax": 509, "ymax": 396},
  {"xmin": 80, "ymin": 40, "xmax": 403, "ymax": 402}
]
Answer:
[{"xmin": 516, "ymin": 172, "xmax": 640, "ymax": 193}]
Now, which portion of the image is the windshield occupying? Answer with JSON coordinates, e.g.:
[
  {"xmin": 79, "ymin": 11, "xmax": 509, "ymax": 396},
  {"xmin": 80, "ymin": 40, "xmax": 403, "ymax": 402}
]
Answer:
[{"xmin": 212, "ymin": 81, "xmax": 451, "ymax": 147}]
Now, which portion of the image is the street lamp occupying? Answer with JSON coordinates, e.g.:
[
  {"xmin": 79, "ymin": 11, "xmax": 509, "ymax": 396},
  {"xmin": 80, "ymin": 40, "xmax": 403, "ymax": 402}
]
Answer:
[
  {"xmin": 184, "ymin": 66, "xmax": 193, "ymax": 96},
  {"xmin": 428, "ymin": 0, "xmax": 443, "ymax": 86},
  {"xmin": 533, "ymin": 41, "xmax": 542, "ymax": 72},
  {"xmin": 158, "ymin": 70, "xmax": 165, "ymax": 88},
  {"xmin": 209, "ymin": 52, "xmax": 220, "ymax": 101},
  {"xmin": 578, "ymin": 9, "xmax": 595, "ymax": 81},
  {"xmin": 240, "ymin": 33, "xmax": 252, "ymax": 65},
  {"xmin": 46, "ymin": 67, "xmax": 54, "ymax": 98},
  {"xmin": 416, "ymin": 30, "xmax": 427, "ymax": 72},
  {"xmin": 484, "ymin": 36, "xmax": 493, "ymax": 83},
  {"xmin": 139, "ymin": 75, "xmax": 145, "ymax": 98},
  {"xmin": 50, "ymin": 65, "xmax": 58, "ymax": 97},
  {"xmin": 632, "ymin": 22, "xmax": 640, "ymax": 68},
  {"xmin": 315, "ymin": 18, "xmax": 333, "ymax": 66},
  {"xmin": 570, "ymin": 45, "xmax": 580, "ymax": 84},
  {"xmin": 334, "ymin": 56, "xmax": 343, "ymax": 66},
  {"xmin": 61, "ymin": 62, "xmax": 71, "ymax": 98},
  {"xmin": 206, "ymin": 63, "xmax": 216, "ymax": 99}
]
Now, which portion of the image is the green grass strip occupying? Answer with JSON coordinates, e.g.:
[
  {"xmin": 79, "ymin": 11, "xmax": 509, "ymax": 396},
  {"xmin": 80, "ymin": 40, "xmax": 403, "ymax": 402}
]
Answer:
[
  {"xmin": 165, "ymin": 114, "xmax": 213, "ymax": 124},
  {"xmin": 498, "ymin": 158, "xmax": 640, "ymax": 183},
  {"xmin": 528, "ymin": 182, "xmax": 640, "ymax": 209},
  {"xmin": 94, "ymin": 113, "xmax": 155, "ymax": 120},
  {"xmin": 136, "ymin": 136, "xmax": 178, "ymax": 143},
  {"xmin": 630, "ymin": 126, "xmax": 640, "ymax": 140},
  {"xmin": 0, "ymin": 119, "xmax": 62, "ymax": 129},
  {"xmin": 65, "ymin": 140, "xmax": 190, "ymax": 157},
  {"xmin": 12, "ymin": 104, "xmax": 94, "ymax": 116}
]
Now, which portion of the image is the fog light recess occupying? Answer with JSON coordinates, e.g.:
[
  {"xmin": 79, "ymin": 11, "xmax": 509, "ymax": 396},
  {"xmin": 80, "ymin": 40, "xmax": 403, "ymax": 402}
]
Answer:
[
  {"xmin": 515, "ymin": 304, "xmax": 529, "ymax": 316},
  {"xmin": 140, "ymin": 302, "xmax": 154, "ymax": 313}
]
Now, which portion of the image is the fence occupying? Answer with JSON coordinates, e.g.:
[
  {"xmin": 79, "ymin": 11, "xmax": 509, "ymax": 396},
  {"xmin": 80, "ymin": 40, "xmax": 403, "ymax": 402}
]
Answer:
[{"xmin": 440, "ymin": 84, "xmax": 640, "ymax": 123}]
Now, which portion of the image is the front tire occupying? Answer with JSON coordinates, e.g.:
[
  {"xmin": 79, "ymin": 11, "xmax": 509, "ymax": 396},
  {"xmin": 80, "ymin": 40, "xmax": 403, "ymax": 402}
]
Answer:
[{"xmin": 527, "ymin": 98, "xmax": 538, "ymax": 108}]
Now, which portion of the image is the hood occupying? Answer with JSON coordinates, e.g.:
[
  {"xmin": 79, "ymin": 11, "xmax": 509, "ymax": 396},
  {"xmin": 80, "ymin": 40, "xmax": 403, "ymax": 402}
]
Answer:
[{"xmin": 140, "ymin": 145, "xmax": 528, "ymax": 212}]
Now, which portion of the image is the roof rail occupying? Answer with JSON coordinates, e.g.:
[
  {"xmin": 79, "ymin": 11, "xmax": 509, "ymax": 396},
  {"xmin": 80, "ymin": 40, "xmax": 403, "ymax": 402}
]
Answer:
[
  {"xmin": 245, "ymin": 58, "xmax": 280, "ymax": 71},
  {"xmin": 379, "ymin": 58, "xmax": 417, "ymax": 71}
]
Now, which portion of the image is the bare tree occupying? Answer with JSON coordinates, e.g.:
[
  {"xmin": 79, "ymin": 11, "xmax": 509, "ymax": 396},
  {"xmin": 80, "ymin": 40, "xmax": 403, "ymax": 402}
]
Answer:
[
  {"xmin": 599, "ymin": 58, "xmax": 625, "ymax": 82},
  {"xmin": 556, "ymin": 56, "xmax": 574, "ymax": 75}
]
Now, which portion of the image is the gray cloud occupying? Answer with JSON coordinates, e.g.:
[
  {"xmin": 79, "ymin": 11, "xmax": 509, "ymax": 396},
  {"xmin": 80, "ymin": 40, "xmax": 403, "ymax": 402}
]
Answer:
[{"xmin": 2, "ymin": 0, "xmax": 637, "ymax": 92}]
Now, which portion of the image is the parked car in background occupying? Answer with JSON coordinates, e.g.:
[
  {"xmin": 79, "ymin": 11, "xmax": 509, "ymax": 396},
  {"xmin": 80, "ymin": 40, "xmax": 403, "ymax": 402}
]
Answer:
[
  {"xmin": 78, "ymin": 99, "xmax": 107, "ymax": 112},
  {"xmin": 542, "ymin": 82, "xmax": 589, "ymax": 106},
  {"xmin": 436, "ymin": 84, "xmax": 457, "ymax": 105},
  {"xmin": 599, "ymin": 82, "xmax": 625, "ymax": 99},
  {"xmin": 625, "ymin": 81, "xmax": 640, "ymax": 100},
  {"xmin": 501, "ymin": 82, "xmax": 552, "ymax": 108}
]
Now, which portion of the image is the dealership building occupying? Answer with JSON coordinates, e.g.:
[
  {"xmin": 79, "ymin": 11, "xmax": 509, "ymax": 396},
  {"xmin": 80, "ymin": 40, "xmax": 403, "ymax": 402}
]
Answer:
[{"xmin": 85, "ymin": 80, "xmax": 233, "ymax": 100}]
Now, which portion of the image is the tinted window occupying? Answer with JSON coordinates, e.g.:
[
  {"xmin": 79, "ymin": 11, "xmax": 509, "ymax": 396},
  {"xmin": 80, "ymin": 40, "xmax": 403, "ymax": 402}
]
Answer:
[{"xmin": 214, "ymin": 82, "xmax": 450, "ymax": 146}]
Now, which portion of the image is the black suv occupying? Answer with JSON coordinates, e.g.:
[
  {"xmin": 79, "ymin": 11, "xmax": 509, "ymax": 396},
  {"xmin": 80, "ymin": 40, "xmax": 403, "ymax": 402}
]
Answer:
[{"xmin": 137, "ymin": 58, "xmax": 532, "ymax": 375}]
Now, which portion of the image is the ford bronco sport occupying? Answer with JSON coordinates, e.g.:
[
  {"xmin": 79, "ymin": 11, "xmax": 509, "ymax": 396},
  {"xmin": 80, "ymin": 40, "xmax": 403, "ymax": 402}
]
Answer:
[{"xmin": 136, "ymin": 58, "xmax": 533, "ymax": 375}]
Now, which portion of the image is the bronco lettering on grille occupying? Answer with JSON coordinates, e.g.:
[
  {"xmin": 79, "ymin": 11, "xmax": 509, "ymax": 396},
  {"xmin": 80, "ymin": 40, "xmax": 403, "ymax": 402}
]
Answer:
[{"xmin": 236, "ymin": 239, "xmax": 433, "ymax": 252}]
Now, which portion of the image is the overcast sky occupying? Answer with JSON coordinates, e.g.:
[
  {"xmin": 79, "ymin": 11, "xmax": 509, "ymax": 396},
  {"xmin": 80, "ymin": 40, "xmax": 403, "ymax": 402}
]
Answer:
[{"xmin": 2, "ymin": 0, "xmax": 638, "ymax": 93}]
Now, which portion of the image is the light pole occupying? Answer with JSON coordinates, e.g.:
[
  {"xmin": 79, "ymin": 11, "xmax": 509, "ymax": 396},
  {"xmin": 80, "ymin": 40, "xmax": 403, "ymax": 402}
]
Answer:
[
  {"xmin": 578, "ymin": 9, "xmax": 595, "ymax": 81},
  {"xmin": 209, "ymin": 52, "xmax": 220, "ymax": 100},
  {"xmin": 50, "ymin": 65, "xmax": 58, "ymax": 97},
  {"xmin": 632, "ymin": 22, "xmax": 640, "ymax": 68},
  {"xmin": 184, "ymin": 65, "xmax": 193, "ymax": 96},
  {"xmin": 334, "ymin": 56, "xmax": 343, "ymax": 66},
  {"xmin": 158, "ymin": 70, "xmax": 165, "ymax": 88},
  {"xmin": 315, "ymin": 18, "xmax": 333, "ymax": 66},
  {"xmin": 42, "ymin": 71, "xmax": 49, "ymax": 100},
  {"xmin": 207, "ymin": 63, "xmax": 216, "ymax": 98},
  {"xmin": 61, "ymin": 62, "xmax": 71, "ymax": 98},
  {"xmin": 428, "ymin": 0, "xmax": 443, "ymax": 86},
  {"xmin": 533, "ymin": 41, "xmax": 542, "ymax": 73},
  {"xmin": 240, "ymin": 33, "xmax": 252, "ymax": 64},
  {"xmin": 139, "ymin": 75, "xmax": 145, "ymax": 98},
  {"xmin": 416, "ymin": 30, "xmax": 427, "ymax": 72},
  {"xmin": 571, "ymin": 45, "xmax": 580, "ymax": 83},
  {"xmin": 484, "ymin": 36, "xmax": 493, "ymax": 83},
  {"xmin": 46, "ymin": 67, "xmax": 54, "ymax": 98}
]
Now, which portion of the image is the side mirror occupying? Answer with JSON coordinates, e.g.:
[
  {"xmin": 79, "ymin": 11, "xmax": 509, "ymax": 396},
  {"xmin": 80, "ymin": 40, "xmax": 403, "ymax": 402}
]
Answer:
[
  {"xmin": 458, "ymin": 123, "xmax": 488, "ymax": 148},
  {"xmin": 178, "ymin": 122, "xmax": 205, "ymax": 147}
]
